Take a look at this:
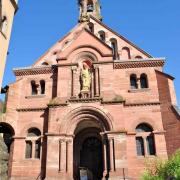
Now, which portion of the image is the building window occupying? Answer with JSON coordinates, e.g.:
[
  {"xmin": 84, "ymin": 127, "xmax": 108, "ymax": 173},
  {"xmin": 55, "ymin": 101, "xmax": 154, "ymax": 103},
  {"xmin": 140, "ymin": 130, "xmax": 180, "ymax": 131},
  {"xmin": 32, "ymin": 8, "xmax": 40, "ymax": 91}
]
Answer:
[
  {"xmin": 98, "ymin": 31, "xmax": 105, "ymax": 42},
  {"xmin": 25, "ymin": 128, "xmax": 41, "ymax": 159},
  {"xmin": 40, "ymin": 80, "xmax": 45, "ymax": 95},
  {"xmin": 110, "ymin": 38, "xmax": 119, "ymax": 60},
  {"xmin": 135, "ymin": 123, "xmax": 156, "ymax": 156},
  {"xmin": 87, "ymin": 0, "xmax": 94, "ymax": 12},
  {"xmin": 122, "ymin": 47, "xmax": 131, "ymax": 59},
  {"xmin": 25, "ymin": 141, "xmax": 32, "ymax": 159},
  {"xmin": 135, "ymin": 56, "xmax": 143, "ymax": 59},
  {"xmin": 130, "ymin": 74, "xmax": 138, "ymax": 89},
  {"xmin": 140, "ymin": 74, "xmax": 148, "ymax": 89},
  {"xmin": 136, "ymin": 137, "xmax": 145, "ymax": 156},
  {"xmin": 88, "ymin": 22, "xmax": 94, "ymax": 33},
  {"xmin": 31, "ymin": 81, "xmax": 38, "ymax": 95},
  {"xmin": 41, "ymin": 62, "xmax": 49, "ymax": 66}
]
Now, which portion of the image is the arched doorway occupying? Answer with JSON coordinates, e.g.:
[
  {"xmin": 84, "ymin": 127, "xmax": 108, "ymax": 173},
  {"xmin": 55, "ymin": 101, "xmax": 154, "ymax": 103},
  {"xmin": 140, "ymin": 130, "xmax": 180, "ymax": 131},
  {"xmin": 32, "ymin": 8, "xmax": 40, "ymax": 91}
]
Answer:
[
  {"xmin": 0, "ymin": 122, "xmax": 15, "ymax": 177},
  {"xmin": 61, "ymin": 106, "xmax": 113, "ymax": 180},
  {"xmin": 74, "ymin": 127, "xmax": 103, "ymax": 180}
]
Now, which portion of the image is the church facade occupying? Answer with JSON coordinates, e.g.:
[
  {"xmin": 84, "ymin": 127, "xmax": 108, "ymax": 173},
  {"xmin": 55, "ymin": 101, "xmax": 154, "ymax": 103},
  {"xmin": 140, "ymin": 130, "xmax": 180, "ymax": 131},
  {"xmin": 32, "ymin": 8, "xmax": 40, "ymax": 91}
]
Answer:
[{"xmin": 1, "ymin": 0, "xmax": 180, "ymax": 179}]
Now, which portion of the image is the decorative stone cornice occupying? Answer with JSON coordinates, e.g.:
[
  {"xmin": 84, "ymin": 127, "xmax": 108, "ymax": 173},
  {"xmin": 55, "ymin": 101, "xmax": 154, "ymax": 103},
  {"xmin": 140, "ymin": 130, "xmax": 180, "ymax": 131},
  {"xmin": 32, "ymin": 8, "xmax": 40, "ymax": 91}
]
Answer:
[
  {"xmin": 101, "ymin": 100, "xmax": 124, "ymax": 104},
  {"xmin": 16, "ymin": 107, "xmax": 47, "ymax": 112},
  {"xmin": 47, "ymin": 103, "xmax": 68, "ymax": 108},
  {"xmin": 68, "ymin": 97, "xmax": 102, "ymax": 103},
  {"xmin": 13, "ymin": 66, "xmax": 53, "ymax": 76},
  {"xmin": 124, "ymin": 102, "xmax": 161, "ymax": 107},
  {"xmin": 114, "ymin": 58, "xmax": 165, "ymax": 69}
]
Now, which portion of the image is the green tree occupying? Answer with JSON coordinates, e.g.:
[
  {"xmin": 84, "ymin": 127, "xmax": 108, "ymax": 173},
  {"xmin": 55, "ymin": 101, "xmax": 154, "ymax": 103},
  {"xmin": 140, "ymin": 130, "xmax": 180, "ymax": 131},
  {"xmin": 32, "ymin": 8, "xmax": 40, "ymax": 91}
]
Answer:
[{"xmin": 142, "ymin": 150, "xmax": 180, "ymax": 180}]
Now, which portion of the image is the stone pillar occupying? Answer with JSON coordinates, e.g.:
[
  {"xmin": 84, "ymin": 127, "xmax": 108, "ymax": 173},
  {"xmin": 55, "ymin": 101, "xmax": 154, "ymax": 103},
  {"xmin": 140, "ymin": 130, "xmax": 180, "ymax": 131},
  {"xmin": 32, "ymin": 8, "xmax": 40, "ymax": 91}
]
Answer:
[
  {"xmin": 103, "ymin": 139, "xmax": 107, "ymax": 172},
  {"xmin": 94, "ymin": 65, "xmax": 100, "ymax": 97},
  {"xmin": 71, "ymin": 66, "xmax": 77, "ymax": 98},
  {"xmin": 59, "ymin": 139, "xmax": 67, "ymax": 172},
  {"xmin": 90, "ymin": 69, "xmax": 94, "ymax": 98},
  {"xmin": 109, "ymin": 138, "xmax": 115, "ymax": 171},
  {"xmin": 153, "ymin": 131, "xmax": 168, "ymax": 158},
  {"xmin": 31, "ymin": 140, "xmax": 36, "ymax": 159},
  {"xmin": 66, "ymin": 137, "xmax": 74, "ymax": 176},
  {"xmin": 46, "ymin": 136, "xmax": 60, "ymax": 177},
  {"xmin": 143, "ymin": 136, "xmax": 148, "ymax": 156}
]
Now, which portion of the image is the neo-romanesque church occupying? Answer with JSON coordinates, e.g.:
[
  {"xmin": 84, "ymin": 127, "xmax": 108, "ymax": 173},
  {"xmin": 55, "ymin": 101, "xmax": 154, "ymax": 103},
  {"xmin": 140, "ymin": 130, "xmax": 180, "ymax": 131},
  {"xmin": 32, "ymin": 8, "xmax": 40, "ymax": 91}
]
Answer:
[{"xmin": 1, "ymin": 0, "xmax": 180, "ymax": 179}]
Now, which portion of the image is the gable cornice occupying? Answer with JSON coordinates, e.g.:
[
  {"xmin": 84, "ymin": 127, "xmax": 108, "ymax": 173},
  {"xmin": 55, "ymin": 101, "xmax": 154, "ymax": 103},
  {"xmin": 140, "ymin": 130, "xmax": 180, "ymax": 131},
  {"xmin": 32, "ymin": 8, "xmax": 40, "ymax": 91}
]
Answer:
[
  {"xmin": 13, "ymin": 66, "xmax": 54, "ymax": 76},
  {"xmin": 114, "ymin": 58, "xmax": 165, "ymax": 69}
]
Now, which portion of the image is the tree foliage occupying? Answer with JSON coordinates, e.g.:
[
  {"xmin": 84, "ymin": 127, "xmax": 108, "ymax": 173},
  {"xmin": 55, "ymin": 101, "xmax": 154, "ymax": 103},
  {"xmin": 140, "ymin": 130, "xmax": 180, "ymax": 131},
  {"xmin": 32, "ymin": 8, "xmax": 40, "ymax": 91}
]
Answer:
[{"xmin": 142, "ymin": 150, "xmax": 180, "ymax": 180}]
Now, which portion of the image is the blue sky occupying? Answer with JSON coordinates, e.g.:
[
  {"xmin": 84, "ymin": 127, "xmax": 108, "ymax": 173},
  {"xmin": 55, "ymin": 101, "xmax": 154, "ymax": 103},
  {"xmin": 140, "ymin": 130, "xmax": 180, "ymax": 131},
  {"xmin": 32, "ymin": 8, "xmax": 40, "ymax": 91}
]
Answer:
[{"xmin": 1, "ymin": 0, "xmax": 180, "ymax": 104}]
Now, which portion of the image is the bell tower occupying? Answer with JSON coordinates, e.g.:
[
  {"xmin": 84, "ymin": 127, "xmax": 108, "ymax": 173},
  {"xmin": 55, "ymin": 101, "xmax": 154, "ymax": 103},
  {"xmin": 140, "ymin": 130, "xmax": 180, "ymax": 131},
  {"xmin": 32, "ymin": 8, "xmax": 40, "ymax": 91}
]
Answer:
[{"xmin": 78, "ymin": 0, "xmax": 102, "ymax": 22}]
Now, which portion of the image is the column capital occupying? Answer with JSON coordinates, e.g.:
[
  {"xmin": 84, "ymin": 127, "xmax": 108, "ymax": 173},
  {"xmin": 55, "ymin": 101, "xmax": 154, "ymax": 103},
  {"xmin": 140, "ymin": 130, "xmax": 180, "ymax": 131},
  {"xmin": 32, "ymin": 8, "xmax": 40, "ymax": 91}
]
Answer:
[
  {"xmin": 71, "ymin": 66, "xmax": 78, "ymax": 71},
  {"xmin": 93, "ymin": 64, "xmax": 99, "ymax": 69}
]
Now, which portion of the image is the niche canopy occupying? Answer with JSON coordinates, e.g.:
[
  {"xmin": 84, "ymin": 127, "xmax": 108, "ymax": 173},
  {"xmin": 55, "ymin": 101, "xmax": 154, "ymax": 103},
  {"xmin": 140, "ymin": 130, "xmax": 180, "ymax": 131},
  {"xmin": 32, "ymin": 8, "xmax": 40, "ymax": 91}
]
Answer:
[{"xmin": 78, "ymin": 0, "xmax": 102, "ymax": 22}]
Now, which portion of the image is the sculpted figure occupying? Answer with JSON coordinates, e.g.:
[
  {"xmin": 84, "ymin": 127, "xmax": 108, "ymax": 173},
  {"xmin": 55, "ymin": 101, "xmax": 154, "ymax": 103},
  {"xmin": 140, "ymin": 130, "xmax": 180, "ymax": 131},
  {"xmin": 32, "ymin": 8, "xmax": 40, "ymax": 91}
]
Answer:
[{"xmin": 81, "ymin": 62, "xmax": 91, "ymax": 91}]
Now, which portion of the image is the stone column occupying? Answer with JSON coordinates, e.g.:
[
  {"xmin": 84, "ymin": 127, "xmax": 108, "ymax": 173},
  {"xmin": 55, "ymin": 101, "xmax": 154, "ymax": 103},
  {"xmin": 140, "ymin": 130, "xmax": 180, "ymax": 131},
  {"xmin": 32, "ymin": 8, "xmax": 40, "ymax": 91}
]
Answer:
[
  {"xmin": 59, "ymin": 139, "xmax": 67, "ymax": 172},
  {"xmin": 90, "ymin": 69, "xmax": 94, "ymax": 98},
  {"xmin": 103, "ymin": 139, "xmax": 107, "ymax": 172},
  {"xmin": 71, "ymin": 66, "xmax": 77, "ymax": 98},
  {"xmin": 31, "ymin": 140, "xmax": 35, "ymax": 159},
  {"xmin": 66, "ymin": 137, "xmax": 74, "ymax": 176},
  {"xmin": 94, "ymin": 65, "xmax": 100, "ymax": 97},
  {"xmin": 143, "ymin": 136, "xmax": 148, "ymax": 156},
  {"xmin": 109, "ymin": 138, "xmax": 115, "ymax": 171}
]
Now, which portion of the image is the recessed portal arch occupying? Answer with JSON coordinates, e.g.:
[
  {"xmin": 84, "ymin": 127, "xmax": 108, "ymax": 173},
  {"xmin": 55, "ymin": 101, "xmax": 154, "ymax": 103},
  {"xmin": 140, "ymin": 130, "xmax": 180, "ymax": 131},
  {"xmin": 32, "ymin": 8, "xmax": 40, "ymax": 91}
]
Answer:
[
  {"xmin": 60, "ymin": 106, "xmax": 113, "ymax": 134},
  {"xmin": 61, "ymin": 106, "xmax": 113, "ymax": 180}
]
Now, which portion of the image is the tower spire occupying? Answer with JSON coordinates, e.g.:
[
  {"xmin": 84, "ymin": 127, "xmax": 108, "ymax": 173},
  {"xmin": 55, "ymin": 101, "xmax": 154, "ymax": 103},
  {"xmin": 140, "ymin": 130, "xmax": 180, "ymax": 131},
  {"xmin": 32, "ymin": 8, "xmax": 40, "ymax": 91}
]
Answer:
[{"xmin": 78, "ymin": 0, "xmax": 102, "ymax": 22}]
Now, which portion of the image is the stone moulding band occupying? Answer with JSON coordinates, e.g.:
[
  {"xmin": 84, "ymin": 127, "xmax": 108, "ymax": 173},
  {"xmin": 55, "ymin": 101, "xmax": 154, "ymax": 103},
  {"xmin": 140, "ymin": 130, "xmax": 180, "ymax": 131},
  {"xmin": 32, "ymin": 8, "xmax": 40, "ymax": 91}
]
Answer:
[
  {"xmin": 16, "ymin": 101, "xmax": 161, "ymax": 112},
  {"xmin": 114, "ymin": 59, "xmax": 165, "ymax": 69},
  {"xmin": 16, "ymin": 107, "xmax": 47, "ymax": 112},
  {"xmin": 13, "ymin": 66, "xmax": 53, "ymax": 76}
]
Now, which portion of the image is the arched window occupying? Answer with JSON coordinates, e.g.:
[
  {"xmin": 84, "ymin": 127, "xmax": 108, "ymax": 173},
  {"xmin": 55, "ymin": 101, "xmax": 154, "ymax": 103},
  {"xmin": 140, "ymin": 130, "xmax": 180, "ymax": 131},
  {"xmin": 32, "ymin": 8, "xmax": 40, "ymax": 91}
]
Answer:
[
  {"xmin": 88, "ymin": 22, "xmax": 94, "ymax": 33},
  {"xmin": 31, "ymin": 81, "xmax": 37, "ymax": 95},
  {"xmin": 110, "ymin": 38, "xmax": 119, "ymax": 60},
  {"xmin": 130, "ymin": 74, "xmax": 138, "ymax": 89},
  {"xmin": 41, "ymin": 62, "xmax": 49, "ymax": 66},
  {"xmin": 122, "ymin": 47, "xmax": 131, "ymax": 59},
  {"xmin": 135, "ymin": 56, "xmax": 143, "ymax": 59},
  {"xmin": 140, "ymin": 74, "xmax": 148, "ymax": 89},
  {"xmin": 135, "ymin": 123, "xmax": 156, "ymax": 156},
  {"xmin": 40, "ymin": 80, "xmax": 45, "ymax": 94},
  {"xmin": 1, "ymin": 16, "xmax": 8, "ymax": 34},
  {"xmin": 25, "ymin": 128, "xmax": 41, "ymax": 159},
  {"xmin": 98, "ymin": 31, "xmax": 106, "ymax": 42},
  {"xmin": 87, "ymin": 0, "xmax": 94, "ymax": 12}
]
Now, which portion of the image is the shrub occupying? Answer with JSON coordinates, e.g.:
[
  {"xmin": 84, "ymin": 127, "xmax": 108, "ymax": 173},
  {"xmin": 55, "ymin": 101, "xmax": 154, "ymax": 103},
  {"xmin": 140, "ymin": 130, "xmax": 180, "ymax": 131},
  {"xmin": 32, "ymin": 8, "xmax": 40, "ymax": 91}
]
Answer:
[{"xmin": 141, "ymin": 150, "xmax": 180, "ymax": 180}]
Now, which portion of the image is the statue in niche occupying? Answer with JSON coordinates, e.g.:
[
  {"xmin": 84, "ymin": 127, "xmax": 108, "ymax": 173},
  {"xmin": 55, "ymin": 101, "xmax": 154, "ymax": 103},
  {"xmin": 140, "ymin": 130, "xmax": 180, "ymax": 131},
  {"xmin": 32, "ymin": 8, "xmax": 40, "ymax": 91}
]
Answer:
[{"xmin": 81, "ymin": 62, "xmax": 91, "ymax": 91}]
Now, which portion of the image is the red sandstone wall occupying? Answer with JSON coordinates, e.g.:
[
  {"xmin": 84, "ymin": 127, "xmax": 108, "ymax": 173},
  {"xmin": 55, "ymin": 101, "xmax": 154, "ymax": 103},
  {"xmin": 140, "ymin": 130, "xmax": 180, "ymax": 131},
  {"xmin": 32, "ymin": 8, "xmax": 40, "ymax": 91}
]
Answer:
[{"xmin": 156, "ymin": 71, "xmax": 180, "ymax": 156}]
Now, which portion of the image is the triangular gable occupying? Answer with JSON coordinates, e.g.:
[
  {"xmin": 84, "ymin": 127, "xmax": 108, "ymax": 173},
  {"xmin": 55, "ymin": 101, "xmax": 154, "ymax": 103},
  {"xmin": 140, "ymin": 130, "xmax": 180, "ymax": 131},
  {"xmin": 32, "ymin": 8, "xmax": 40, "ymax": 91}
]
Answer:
[{"xmin": 56, "ymin": 28, "xmax": 113, "ymax": 61}]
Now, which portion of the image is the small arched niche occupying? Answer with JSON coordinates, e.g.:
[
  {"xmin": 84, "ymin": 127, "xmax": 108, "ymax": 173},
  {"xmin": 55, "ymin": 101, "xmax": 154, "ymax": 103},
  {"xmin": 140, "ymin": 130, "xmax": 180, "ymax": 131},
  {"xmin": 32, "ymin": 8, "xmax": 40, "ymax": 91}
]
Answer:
[
  {"xmin": 98, "ymin": 30, "xmax": 106, "ymax": 42},
  {"xmin": 122, "ymin": 47, "xmax": 131, "ymax": 59},
  {"xmin": 110, "ymin": 38, "xmax": 119, "ymax": 60}
]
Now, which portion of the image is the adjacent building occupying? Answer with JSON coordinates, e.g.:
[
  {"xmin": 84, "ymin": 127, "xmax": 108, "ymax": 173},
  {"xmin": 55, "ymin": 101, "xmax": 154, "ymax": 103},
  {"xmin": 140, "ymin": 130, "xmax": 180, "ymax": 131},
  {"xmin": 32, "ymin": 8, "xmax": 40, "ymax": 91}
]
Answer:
[
  {"xmin": 0, "ymin": 0, "xmax": 18, "ymax": 89},
  {"xmin": 0, "ymin": 0, "xmax": 180, "ymax": 179}
]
